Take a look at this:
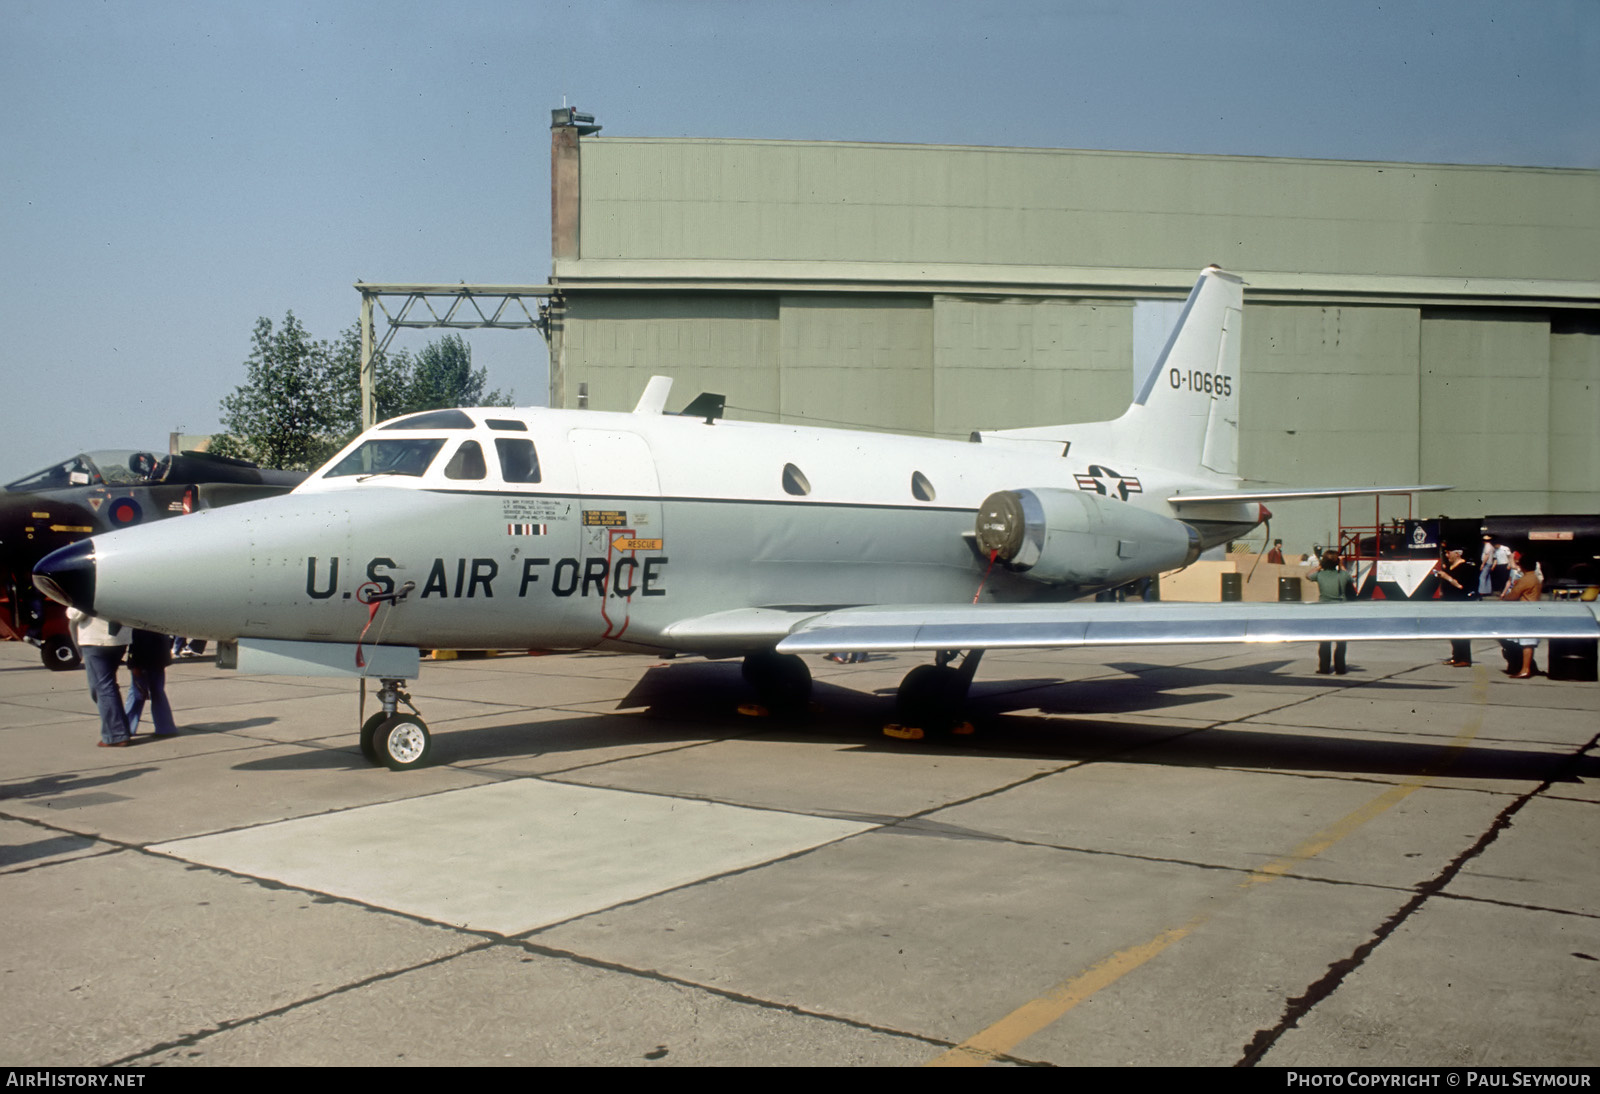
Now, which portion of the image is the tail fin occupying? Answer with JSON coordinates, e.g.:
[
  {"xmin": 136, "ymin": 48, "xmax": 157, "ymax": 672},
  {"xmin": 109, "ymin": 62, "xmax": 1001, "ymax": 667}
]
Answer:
[
  {"xmin": 979, "ymin": 266, "xmax": 1243, "ymax": 483},
  {"xmin": 1123, "ymin": 265, "xmax": 1242, "ymax": 479}
]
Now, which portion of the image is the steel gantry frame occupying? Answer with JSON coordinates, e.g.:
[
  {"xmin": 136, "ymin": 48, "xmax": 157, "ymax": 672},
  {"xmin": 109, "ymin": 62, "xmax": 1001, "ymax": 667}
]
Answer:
[{"xmin": 354, "ymin": 282, "xmax": 557, "ymax": 429}]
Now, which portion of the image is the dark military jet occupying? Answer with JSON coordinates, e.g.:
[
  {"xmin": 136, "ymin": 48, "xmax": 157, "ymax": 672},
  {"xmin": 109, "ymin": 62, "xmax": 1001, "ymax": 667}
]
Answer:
[{"xmin": 2, "ymin": 449, "xmax": 304, "ymax": 669}]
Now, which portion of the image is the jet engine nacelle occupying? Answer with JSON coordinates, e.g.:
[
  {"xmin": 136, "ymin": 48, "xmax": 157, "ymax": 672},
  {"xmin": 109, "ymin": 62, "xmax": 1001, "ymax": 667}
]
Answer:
[{"xmin": 974, "ymin": 488, "xmax": 1202, "ymax": 588}]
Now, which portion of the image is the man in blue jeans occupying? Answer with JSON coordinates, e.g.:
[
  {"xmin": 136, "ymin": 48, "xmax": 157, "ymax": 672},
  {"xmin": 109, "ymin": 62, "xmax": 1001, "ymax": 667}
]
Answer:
[
  {"xmin": 67, "ymin": 607, "xmax": 132, "ymax": 747},
  {"xmin": 125, "ymin": 628, "xmax": 179, "ymax": 736}
]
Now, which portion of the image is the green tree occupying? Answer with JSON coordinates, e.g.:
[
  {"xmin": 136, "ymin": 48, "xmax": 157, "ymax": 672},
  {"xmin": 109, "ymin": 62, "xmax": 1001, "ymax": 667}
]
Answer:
[
  {"xmin": 395, "ymin": 334, "xmax": 510, "ymax": 416},
  {"xmin": 212, "ymin": 321, "xmax": 514, "ymax": 471},
  {"xmin": 324, "ymin": 324, "xmax": 417, "ymax": 433},
  {"xmin": 211, "ymin": 313, "xmax": 343, "ymax": 471}
]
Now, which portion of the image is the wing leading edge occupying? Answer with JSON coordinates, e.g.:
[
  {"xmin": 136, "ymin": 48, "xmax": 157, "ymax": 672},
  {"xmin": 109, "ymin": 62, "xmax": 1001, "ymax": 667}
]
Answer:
[{"xmin": 762, "ymin": 600, "xmax": 1600, "ymax": 655}]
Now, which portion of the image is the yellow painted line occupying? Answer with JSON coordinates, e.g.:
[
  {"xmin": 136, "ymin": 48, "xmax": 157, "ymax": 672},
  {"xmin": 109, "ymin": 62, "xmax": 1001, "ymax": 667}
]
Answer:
[{"xmin": 928, "ymin": 670, "xmax": 1489, "ymax": 1067}]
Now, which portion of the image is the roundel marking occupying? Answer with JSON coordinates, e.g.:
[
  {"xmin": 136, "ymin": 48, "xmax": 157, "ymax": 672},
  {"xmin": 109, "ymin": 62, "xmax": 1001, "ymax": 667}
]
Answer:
[{"xmin": 108, "ymin": 497, "xmax": 143, "ymax": 526}]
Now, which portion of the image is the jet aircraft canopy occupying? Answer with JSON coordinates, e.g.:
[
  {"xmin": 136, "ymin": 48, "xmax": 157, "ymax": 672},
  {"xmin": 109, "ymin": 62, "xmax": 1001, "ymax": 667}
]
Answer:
[
  {"xmin": 5, "ymin": 450, "xmax": 161, "ymax": 492},
  {"xmin": 6, "ymin": 450, "xmax": 304, "ymax": 493}
]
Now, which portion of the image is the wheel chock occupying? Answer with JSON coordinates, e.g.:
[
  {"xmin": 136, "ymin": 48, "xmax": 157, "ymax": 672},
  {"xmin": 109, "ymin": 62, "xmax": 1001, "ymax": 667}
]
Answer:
[{"xmin": 882, "ymin": 724, "xmax": 925, "ymax": 741}]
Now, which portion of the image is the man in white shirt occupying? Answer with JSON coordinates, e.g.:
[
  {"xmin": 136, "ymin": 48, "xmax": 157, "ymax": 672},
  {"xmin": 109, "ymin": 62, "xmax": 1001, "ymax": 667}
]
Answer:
[{"xmin": 67, "ymin": 607, "xmax": 132, "ymax": 747}]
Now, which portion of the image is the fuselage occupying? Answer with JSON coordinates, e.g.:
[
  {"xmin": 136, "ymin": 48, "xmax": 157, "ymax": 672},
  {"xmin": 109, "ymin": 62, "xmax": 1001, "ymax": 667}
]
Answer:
[{"xmin": 38, "ymin": 404, "xmax": 1264, "ymax": 654}]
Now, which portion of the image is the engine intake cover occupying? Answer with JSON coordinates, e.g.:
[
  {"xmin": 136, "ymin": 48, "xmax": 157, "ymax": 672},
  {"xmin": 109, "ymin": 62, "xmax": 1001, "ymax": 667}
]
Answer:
[{"xmin": 975, "ymin": 488, "xmax": 1202, "ymax": 588}]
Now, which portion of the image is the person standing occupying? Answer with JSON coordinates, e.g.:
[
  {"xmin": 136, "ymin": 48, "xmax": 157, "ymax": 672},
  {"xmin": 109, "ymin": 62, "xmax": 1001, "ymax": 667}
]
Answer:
[
  {"xmin": 1305, "ymin": 550, "xmax": 1356, "ymax": 675},
  {"xmin": 1487, "ymin": 539, "xmax": 1513, "ymax": 595},
  {"xmin": 67, "ymin": 607, "xmax": 132, "ymax": 747},
  {"xmin": 1266, "ymin": 539, "xmax": 1285, "ymax": 564},
  {"xmin": 1500, "ymin": 558, "xmax": 1544, "ymax": 679},
  {"xmin": 125, "ymin": 629, "xmax": 178, "ymax": 736},
  {"xmin": 1435, "ymin": 547, "xmax": 1479, "ymax": 666}
]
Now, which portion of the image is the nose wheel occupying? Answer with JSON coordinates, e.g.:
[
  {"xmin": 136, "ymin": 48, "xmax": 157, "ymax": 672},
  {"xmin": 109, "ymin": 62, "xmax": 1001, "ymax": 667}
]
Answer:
[
  {"xmin": 41, "ymin": 634, "xmax": 81, "ymax": 672},
  {"xmin": 374, "ymin": 713, "xmax": 432, "ymax": 770},
  {"xmin": 360, "ymin": 679, "xmax": 432, "ymax": 770}
]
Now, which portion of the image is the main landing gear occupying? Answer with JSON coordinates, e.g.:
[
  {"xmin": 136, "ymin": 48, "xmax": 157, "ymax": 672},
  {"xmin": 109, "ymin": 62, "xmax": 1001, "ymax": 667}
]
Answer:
[
  {"xmin": 889, "ymin": 650, "xmax": 984, "ymax": 739},
  {"xmin": 360, "ymin": 678, "xmax": 432, "ymax": 771},
  {"xmin": 740, "ymin": 650, "xmax": 813, "ymax": 712}
]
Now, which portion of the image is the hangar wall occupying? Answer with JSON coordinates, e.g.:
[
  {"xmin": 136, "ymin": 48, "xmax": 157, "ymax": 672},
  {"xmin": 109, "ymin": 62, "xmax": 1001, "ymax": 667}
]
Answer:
[{"xmin": 547, "ymin": 126, "xmax": 1600, "ymax": 552}]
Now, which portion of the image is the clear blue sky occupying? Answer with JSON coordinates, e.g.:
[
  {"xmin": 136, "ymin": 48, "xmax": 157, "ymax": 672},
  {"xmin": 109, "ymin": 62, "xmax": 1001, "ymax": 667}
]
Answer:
[{"xmin": 3, "ymin": 0, "xmax": 1596, "ymax": 481}]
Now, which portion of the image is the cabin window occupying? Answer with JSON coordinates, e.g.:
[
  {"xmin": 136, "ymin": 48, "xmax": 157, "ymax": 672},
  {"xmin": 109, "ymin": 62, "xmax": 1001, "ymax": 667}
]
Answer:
[
  {"xmin": 323, "ymin": 438, "xmax": 447, "ymax": 479},
  {"xmin": 443, "ymin": 440, "xmax": 487, "ymax": 480},
  {"xmin": 379, "ymin": 409, "xmax": 475, "ymax": 430},
  {"xmin": 782, "ymin": 462, "xmax": 811, "ymax": 497},
  {"xmin": 486, "ymin": 418, "xmax": 527, "ymax": 431},
  {"xmin": 911, "ymin": 471, "xmax": 936, "ymax": 502},
  {"xmin": 495, "ymin": 438, "xmax": 542, "ymax": 483}
]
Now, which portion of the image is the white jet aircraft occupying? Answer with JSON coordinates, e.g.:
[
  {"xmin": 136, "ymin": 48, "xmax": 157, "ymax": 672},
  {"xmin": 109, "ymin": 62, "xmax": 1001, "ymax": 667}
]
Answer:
[{"xmin": 34, "ymin": 268, "xmax": 1600, "ymax": 768}]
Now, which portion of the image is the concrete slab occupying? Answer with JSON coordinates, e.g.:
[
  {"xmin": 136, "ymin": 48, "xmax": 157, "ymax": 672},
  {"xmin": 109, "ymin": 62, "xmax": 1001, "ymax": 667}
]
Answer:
[
  {"xmin": 1444, "ymin": 794, "xmax": 1600, "ymax": 915},
  {"xmin": 0, "ymin": 849, "xmax": 474, "ymax": 1066},
  {"xmin": 151, "ymin": 779, "xmax": 874, "ymax": 935},
  {"xmin": 1259, "ymin": 897, "xmax": 1600, "ymax": 1067},
  {"xmin": 923, "ymin": 760, "xmax": 1513, "ymax": 888}
]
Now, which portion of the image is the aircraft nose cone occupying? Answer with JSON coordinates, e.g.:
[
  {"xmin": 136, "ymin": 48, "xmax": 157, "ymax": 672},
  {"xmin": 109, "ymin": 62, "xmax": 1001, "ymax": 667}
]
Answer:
[{"xmin": 33, "ymin": 539, "xmax": 96, "ymax": 611}]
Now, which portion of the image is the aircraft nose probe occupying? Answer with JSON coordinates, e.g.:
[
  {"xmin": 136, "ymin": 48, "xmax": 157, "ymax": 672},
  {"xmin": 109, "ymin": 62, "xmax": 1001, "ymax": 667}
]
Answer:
[{"xmin": 33, "ymin": 539, "xmax": 97, "ymax": 612}]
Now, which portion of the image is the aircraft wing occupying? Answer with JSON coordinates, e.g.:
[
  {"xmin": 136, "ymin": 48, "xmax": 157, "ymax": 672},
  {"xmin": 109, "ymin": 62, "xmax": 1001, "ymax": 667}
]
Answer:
[
  {"xmin": 758, "ymin": 600, "xmax": 1600, "ymax": 655},
  {"xmin": 1168, "ymin": 485, "xmax": 1450, "ymax": 505}
]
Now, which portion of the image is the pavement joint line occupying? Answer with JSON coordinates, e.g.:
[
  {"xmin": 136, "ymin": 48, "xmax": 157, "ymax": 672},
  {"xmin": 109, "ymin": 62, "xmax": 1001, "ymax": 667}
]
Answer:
[
  {"xmin": 924, "ymin": 671, "xmax": 1498, "ymax": 1068},
  {"xmin": 111, "ymin": 938, "xmax": 503, "ymax": 1066},
  {"xmin": 1235, "ymin": 721, "xmax": 1600, "ymax": 1066},
  {"xmin": 1202, "ymin": 763, "xmax": 1539, "ymax": 798},
  {"xmin": 498, "ymin": 934, "xmax": 1045, "ymax": 1064}
]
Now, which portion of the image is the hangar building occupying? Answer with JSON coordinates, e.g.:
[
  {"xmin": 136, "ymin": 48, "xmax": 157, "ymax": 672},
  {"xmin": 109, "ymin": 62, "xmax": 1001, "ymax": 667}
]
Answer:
[{"xmin": 543, "ymin": 112, "xmax": 1600, "ymax": 553}]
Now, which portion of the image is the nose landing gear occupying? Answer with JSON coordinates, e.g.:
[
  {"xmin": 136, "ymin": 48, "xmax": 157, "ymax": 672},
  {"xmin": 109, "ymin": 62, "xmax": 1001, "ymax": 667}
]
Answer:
[{"xmin": 360, "ymin": 678, "xmax": 432, "ymax": 770}]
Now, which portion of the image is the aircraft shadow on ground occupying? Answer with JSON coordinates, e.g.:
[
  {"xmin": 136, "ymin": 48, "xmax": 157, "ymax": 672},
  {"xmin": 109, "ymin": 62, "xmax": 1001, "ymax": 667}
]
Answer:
[
  {"xmin": 0, "ymin": 767, "xmax": 159, "ymax": 802},
  {"xmin": 182, "ymin": 717, "xmax": 278, "ymax": 733},
  {"xmin": 225, "ymin": 659, "xmax": 1595, "ymax": 786}
]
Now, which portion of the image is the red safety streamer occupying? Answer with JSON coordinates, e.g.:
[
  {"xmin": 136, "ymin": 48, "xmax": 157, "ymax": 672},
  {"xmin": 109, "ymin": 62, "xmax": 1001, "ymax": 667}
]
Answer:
[{"xmin": 972, "ymin": 549, "xmax": 999, "ymax": 604}]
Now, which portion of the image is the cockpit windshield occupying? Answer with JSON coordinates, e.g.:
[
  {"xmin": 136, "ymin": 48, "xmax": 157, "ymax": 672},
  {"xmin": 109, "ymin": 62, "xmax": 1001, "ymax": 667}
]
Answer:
[
  {"xmin": 5, "ymin": 450, "xmax": 159, "ymax": 492},
  {"xmin": 322, "ymin": 438, "xmax": 447, "ymax": 480}
]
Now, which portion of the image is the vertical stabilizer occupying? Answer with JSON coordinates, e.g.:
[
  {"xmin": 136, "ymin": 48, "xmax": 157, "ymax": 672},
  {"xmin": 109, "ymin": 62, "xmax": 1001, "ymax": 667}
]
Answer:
[
  {"xmin": 1124, "ymin": 266, "xmax": 1242, "ymax": 480},
  {"xmin": 977, "ymin": 267, "xmax": 1244, "ymax": 483}
]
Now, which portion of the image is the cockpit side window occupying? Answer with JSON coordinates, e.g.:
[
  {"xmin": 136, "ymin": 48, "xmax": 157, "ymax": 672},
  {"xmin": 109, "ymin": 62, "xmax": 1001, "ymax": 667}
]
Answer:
[
  {"xmin": 323, "ymin": 438, "xmax": 447, "ymax": 479},
  {"xmin": 494, "ymin": 438, "xmax": 542, "ymax": 483},
  {"xmin": 443, "ymin": 440, "xmax": 487, "ymax": 481}
]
